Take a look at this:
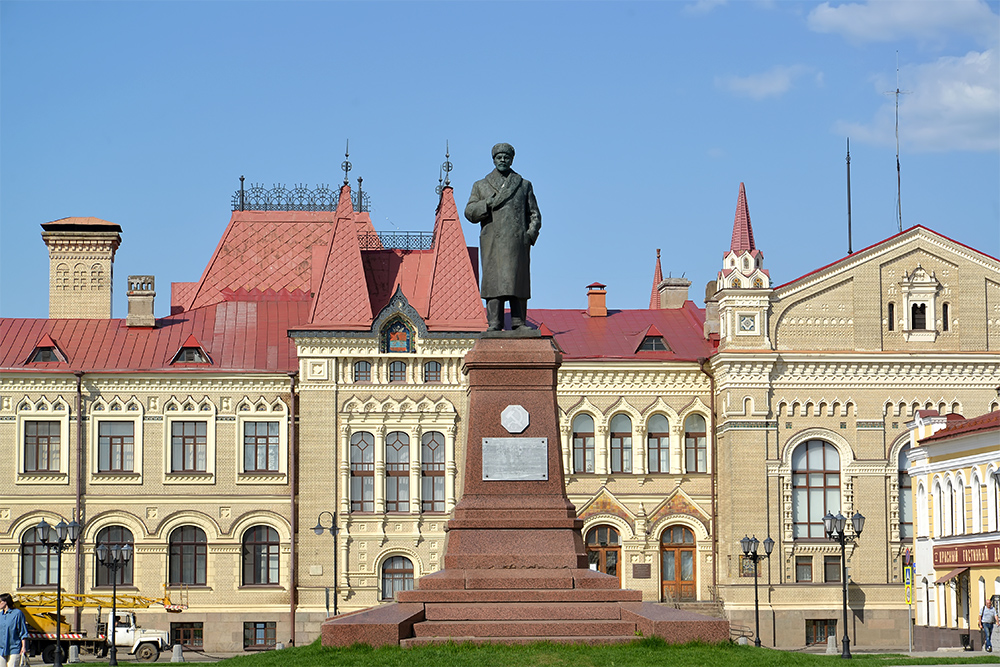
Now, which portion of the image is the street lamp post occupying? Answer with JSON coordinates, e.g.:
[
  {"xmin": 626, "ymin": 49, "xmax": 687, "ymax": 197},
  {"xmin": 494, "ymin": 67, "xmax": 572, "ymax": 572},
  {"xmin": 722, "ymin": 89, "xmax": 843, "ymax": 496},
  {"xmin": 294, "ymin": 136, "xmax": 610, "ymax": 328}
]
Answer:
[
  {"xmin": 740, "ymin": 534, "xmax": 774, "ymax": 647},
  {"xmin": 36, "ymin": 515, "xmax": 81, "ymax": 667},
  {"xmin": 95, "ymin": 542, "xmax": 133, "ymax": 666},
  {"xmin": 824, "ymin": 511, "xmax": 865, "ymax": 659},
  {"xmin": 312, "ymin": 512, "xmax": 340, "ymax": 617}
]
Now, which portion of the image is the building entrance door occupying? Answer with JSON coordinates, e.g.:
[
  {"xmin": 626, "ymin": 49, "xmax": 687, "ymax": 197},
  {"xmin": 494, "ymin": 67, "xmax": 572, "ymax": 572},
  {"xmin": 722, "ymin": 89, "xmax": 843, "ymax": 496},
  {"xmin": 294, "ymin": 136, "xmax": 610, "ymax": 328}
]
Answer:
[
  {"xmin": 585, "ymin": 525, "xmax": 621, "ymax": 585},
  {"xmin": 661, "ymin": 525, "xmax": 696, "ymax": 601}
]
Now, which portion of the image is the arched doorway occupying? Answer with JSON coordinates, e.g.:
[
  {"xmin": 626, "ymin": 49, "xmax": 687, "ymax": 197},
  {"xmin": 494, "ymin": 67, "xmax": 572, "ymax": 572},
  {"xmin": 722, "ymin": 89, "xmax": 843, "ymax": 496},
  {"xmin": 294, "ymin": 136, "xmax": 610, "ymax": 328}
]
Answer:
[
  {"xmin": 585, "ymin": 525, "xmax": 621, "ymax": 585},
  {"xmin": 661, "ymin": 525, "xmax": 696, "ymax": 601}
]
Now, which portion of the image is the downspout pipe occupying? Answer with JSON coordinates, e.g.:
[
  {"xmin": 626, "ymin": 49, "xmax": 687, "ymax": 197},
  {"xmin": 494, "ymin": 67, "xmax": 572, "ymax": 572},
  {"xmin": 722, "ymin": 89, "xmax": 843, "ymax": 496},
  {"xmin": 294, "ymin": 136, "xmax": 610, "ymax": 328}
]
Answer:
[
  {"xmin": 697, "ymin": 357, "xmax": 718, "ymax": 601},
  {"xmin": 74, "ymin": 371, "xmax": 84, "ymax": 631},
  {"xmin": 288, "ymin": 371, "xmax": 298, "ymax": 646}
]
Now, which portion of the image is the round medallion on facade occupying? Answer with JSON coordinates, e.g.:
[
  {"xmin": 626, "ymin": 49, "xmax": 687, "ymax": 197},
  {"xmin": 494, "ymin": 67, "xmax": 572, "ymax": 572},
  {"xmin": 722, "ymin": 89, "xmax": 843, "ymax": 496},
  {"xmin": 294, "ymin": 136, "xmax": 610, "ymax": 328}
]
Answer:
[{"xmin": 501, "ymin": 404, "xmax": 529, "ymax": 434}]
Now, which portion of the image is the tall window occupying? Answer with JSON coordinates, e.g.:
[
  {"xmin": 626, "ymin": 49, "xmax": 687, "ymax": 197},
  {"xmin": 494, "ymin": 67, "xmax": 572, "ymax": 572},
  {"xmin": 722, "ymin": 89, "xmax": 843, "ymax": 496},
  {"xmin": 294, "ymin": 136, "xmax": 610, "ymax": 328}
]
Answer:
[
  {"xmin": 423, "ymin": 361, "xmax": 442, "ymax": 383},
  {"xmin": 792, "ymin": 440, "xmax": 840, "ymax": 539},
  {"xmin": 572, "ymin": 414, "xmax": 595, "ymax": 474},
  {"xmin": 911, "ymin": 303, "xmax": 926, "ymax": 330},
  {"xmin": 242, "ymin": 526, "xmax": 279, "ymax": 585},
  {"xmin": 95, "ymin": 526, "xmax": 134, "ymax": 586},
  {"xmin": 647, "ymin": 414, "xmax": 670, "ymax": 473},
  {"xmin": 684, "ymin": 414, "xmax": 707, "ymax": 473},
  {"xmin": 898, "ymin": 445, "xmax": 913, "ymax": 540},
  {"xmin": 350, "ymin": 432, "xmax": 375, "ymax": 512},
  {"xmin": 169, "ymin": 526, "xmax": 207, "ymax": 586},
  {"xmin": 945, "ymin": 480, "xmax": 955, "ymax": 535},
  {"xmin": 244, "ymin": 422, "xmax": 279, "ymax": 472},
  {"xmin": 933, "ymin": 481, "xmax": 943, "ymax": 537},
  {"xmin": 353, "ymin": 361, "xmax": 371, "ymax": 383},
  {"xmin": 421, "ymin": 431, "xmax": 445, "ymax": 513},
  {"xmin": 385, "ymin": 432, "xmax": 410, "ymax": 513},
  {"xmin": 887, "ymin": 302, "xmax": 895, "ymax": 331},
  {"xmin": 171, "ymin": 421, "xmax": 207, "ymax": 472},
  {"xmin": 389, "ymin": 361, "xmax": 406, "ymax": 383},
  {"xmin": 942, "ymin": 303, "xmax": 950, "ymax": 331},
  {"xmin": 24, "ymin": 421, "xmax": 60, "ymax": 472},
  {"xmin": 21, "ymin": 527, "xmax": 57, "ymax": 586},
  {"xmin": 381, "ymin": 556, "xmax": 414, "ymax": 601},
  {"xmin": 610, "ymin": 414, "xmax": 632, "ymax": 474},
  {"xmin": 98, "ymin": 422, "xmax": 134, "ymax": 472}
]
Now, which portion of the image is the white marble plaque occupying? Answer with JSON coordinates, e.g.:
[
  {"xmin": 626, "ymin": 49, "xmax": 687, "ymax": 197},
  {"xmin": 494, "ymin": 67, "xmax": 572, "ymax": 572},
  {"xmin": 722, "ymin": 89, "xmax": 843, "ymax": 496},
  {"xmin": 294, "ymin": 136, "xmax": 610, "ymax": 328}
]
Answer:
[{"xmin": 482, "ymin": 438, "xmax": 548, "ymax": 481}]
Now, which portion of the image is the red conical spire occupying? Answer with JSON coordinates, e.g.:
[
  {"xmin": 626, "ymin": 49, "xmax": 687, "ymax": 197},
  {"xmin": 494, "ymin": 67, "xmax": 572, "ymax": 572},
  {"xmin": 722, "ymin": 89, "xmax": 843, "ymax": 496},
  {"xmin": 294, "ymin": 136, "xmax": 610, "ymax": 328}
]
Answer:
[
  {"xmin": 649, "ymin": 249, "xmax": 663, "ymax": 309},
  {"xmin": 730, "ymin": 182, "xmax": 756, "ymax": 253}
]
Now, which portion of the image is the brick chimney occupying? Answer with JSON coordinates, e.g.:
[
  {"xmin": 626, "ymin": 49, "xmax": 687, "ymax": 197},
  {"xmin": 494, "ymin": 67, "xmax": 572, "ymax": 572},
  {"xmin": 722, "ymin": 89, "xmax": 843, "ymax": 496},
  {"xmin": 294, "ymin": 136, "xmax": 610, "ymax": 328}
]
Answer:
[
  {"xmin": 657, "ymin": 277, "xmax": 691, "ymax": 309},
  {"xmin": 587, "ymin": 282, "xmax": 607, "ymax": 317},
  {"xmin": 126, "ymin": 275, "xmax": 156, "ymax": 327},
  {"xmin": 41, "ymin": 217, "xmax": 122, "ymax": 318}
]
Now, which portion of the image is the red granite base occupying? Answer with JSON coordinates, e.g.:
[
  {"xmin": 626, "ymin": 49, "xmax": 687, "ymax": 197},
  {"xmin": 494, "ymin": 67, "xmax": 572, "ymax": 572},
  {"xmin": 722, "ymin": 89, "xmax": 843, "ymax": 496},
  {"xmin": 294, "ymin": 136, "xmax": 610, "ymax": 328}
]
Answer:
[{"xmin": 319, "ymin": 337, "xmax": 730, "ymax": 647}]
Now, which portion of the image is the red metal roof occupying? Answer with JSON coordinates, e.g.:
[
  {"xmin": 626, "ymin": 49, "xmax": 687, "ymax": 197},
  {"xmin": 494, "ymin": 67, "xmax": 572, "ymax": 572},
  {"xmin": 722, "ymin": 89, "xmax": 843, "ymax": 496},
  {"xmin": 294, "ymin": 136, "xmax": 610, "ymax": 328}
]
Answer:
[
  {"xmin": 0, "ymin": 301, "xmax": 309, "ymax": 373},
  {"xmin": 730, "ymin": 183, "xmax": 755, "ymax": 253},
  {"xmin": 921, "ymin": 411, "xmax": 1000, "ymax": 444},
  {"xmin": 528, "ymin": 302, "xmax": 711, "ymax": 361}
]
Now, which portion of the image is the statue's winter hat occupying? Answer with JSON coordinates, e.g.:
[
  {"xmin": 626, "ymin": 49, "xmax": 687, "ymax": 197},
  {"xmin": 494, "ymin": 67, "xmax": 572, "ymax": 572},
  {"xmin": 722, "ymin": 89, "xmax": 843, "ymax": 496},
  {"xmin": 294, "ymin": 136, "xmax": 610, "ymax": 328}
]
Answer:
[{"xmin": 492, "ymin": 143, "xmax": 515, "ymax": 158}]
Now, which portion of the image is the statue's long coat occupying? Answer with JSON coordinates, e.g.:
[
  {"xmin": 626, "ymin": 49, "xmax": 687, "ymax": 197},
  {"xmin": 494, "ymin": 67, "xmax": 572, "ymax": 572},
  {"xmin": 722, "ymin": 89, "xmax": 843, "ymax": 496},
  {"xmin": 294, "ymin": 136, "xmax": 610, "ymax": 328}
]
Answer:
[{"xmin": 464, "ymin": 169, "xmax": 541, "ymax": 300}]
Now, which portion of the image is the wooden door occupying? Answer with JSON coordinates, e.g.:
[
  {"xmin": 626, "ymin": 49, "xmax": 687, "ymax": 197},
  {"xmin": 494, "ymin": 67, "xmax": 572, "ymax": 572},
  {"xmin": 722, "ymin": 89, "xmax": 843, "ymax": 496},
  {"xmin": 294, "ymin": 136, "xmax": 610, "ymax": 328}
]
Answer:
[
  {"xmin": 586, "ymin": 525, "xmax": 621, "ymax": 586},
  {"xmin": 661, "ymin": 525, "xmax": 696, "ymax": 601}
]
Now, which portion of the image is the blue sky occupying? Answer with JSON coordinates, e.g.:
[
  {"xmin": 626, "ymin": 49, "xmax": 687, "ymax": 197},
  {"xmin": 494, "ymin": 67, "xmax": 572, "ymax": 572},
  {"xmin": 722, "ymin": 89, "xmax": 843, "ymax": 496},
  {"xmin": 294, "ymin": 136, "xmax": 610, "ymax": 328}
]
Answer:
[{"xmin": 2, "ymin": 0, "xmax": 998, "ymax": 319}]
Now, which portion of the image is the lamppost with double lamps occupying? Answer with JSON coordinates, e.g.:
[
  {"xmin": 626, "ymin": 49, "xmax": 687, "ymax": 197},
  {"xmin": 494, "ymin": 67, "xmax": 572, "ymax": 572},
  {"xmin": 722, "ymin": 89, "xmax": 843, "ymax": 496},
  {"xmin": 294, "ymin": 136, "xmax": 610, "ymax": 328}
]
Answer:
[
  {"xmin": 95, "ymin": 543, "xmax": 133, "ymax": 666},
  {"xmin": 824, "ymin": 511, "xmax": 865, "ymax": 659},
  {"xmin": 312, "ymin": 512, "xmax": 340, "ymax": 617},
  {"xmin": 740, "ymin": 534, "xmax": 774, "ymax": 647},
  {"xmin": 36, "ymin": 515, "xmax": 81, "ymax": 667}
]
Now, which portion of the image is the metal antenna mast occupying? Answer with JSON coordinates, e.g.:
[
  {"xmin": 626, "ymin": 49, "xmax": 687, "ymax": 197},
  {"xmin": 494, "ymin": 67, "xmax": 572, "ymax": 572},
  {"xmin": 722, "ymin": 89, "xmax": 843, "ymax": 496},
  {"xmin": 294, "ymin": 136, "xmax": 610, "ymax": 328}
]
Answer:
[
  {"xmin": 884, "ymin": 52, "xmax": 910, "ymax": 233},
  {"xmin": 846, "ymin": 138, "xmax": 852, "ymax": 254}
]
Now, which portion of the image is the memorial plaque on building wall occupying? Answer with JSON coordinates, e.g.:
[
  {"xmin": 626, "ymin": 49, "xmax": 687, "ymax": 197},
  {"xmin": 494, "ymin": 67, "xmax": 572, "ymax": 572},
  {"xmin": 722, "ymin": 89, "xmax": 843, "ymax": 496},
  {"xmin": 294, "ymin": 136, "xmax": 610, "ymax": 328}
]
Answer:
[
  {"xmin": 482, "ymin": 437, "xmax": 548, "ymax": 480},
  {"xmin": 633, "ymin": 563, "xmax": 651, "ymax": 579}
]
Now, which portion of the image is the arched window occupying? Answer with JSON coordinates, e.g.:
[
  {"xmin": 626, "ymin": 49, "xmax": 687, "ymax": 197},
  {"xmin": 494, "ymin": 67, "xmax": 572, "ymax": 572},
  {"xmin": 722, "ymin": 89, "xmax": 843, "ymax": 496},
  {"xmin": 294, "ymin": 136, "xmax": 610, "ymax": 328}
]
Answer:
[
  {"xmin": 971, "ymin": 473, "xmax": 982, "ymax": 533},
  {"xmin": 353, "ymin": 361, "xmax": 371, "ymax": 383},
  {"xmin": 911, "ymin": 303, "xmax": 926, "ymax": 330},
  {"xmin": 385, "ymin": 432, "xmax": 409, "ymax": 513},
  {"xmin": 945, "ymin": 480, "xmax": 955, "ymax": 535},
  {"xmin": 683, "ymin": 414, "xmax": 707, "ymax": 473},
  {"xmin": 661, "ymin": 526, "xmax": 696, "ymax": 602},
  {"xmin": 389, "ymin": 361, "xmax": 406, "ymax": 384},
  {"xmin": 916, "ymin": 483, "xmax": 928, "ymax": 537},
  {"xmin": 990, "ymin": 470, "xmax": 1000, "ymax": 533},
  {"xmin": 169, "ymin": 526, "xmax": 207, "ymax": 586},
  {"xmin": 95, "ymin": 526, "xmax": 134, "ymax": 586},
  {"xmin": 887, "ymin": 302, "xmax": 895, "ymax": 331},
  {"xmin": 572, "ymin": 414, "xmax": 595, "ymax": 474},
  {"xmin": 423, "ymin": 361, "xmax": 442, "ymax": 383},
  {"xmin": 646, "ymin": 414, "xmax": 670, "ymax": 474},
  {"xmin": 585, "ymin": 526, "xmax": 620, "ymax": 585},
  {"xmin": 898, "ymin": 446, "xmax": 913, "ymax": 540},
  {"xmin": 792, "ymin": 440, "xmax": 840, "ymax": 539},
  {"xmin": 942, "ymin": 303, "xmax": 950, "ymax": 331},
  {"xmin": 21, "ymin": 527, "xmax": 57, "ymax": 586},
  {"xmin": 350, "ymin": 432, "xmax": 375, "ymax": 512},
  {"xmin": 381, "ymin": 556, "xmax": 414, "ymax": 601},
  {"xmin": 954, "ymin": 479, "xmax": 965, "ymax": 535},
  {"xmin": 933, "ymin": 480, "xmax": 943, "ymax": 537},
  {"xmin": 421, "ymin": 432, "xmax": 445, "ymax": 513},
  {"xmin": 242, "ymin": 526, "xmax": 279, "ymax": 585},
  {"xmin": 610, "ymin": 414, "xmax": 632, "ymax": 474}
]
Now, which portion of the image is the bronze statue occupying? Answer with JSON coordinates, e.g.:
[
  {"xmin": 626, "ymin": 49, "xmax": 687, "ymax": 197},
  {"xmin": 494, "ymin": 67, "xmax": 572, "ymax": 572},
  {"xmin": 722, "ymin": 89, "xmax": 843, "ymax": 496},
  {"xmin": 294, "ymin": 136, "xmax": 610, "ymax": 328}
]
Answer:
[{"xmin": 465, "ymin": 143, "xmax": 541, "ymax": 331}]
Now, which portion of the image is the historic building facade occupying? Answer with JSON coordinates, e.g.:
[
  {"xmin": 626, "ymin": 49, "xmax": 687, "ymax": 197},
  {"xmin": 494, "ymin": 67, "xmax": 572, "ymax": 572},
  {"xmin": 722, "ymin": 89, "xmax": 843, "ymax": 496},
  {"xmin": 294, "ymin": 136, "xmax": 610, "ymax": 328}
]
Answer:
[{"xmin": 2, "ymin": 175, "xmax": 998, "ymax": 652}]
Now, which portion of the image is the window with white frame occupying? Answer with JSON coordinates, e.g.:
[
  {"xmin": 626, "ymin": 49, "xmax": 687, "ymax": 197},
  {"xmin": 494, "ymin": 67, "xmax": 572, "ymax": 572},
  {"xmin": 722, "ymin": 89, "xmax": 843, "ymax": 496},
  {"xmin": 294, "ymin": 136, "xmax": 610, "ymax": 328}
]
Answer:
[
  {"xmin": 385, "ymin": 432, "xmax": 410, "ymax": 513},
  {"xmin": 381, "ymin": 556, "xmax": 414, "ymax": 601},
  {"xmin": 646, "ymin": 414, "xmax": 670, "ymax": 474},
  {"xmin": 572, "ymin": 414, "xmax": 595, "ymax": 474},
  {"xmin": 421, "ymin": 432, "xmax": 445, "ymax": 513},
  {"xmin": 610, "ymin": 414, "xmax": 632, "ymax": 474},
  {"xmin": 684, "ymin": 414, "xmax": 707, "ymax": 473},
  {"xmin": 350, "ymin": 432, "xmax": 375, "ymax": 512},
  {"xmin": 792, "ymin": 440, "xmax": 840, "ymax": 539}
]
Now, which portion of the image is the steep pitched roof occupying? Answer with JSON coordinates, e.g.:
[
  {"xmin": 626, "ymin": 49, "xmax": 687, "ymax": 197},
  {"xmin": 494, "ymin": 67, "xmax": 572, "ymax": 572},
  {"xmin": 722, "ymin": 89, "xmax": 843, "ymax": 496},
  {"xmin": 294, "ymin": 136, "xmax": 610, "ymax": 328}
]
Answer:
[
  {"xmin": 424, "ymin": 187, "xmax": 488, "ymax": 331},
  {"xmin": 649, "ymin": 249, "xmax": 663, "ymax": 309},
  {"xmin": 309, "ymin": 184, "xmax": 373, "ymax": 328},
  {"xmin": 729, "ymin": 182, "xmax": 755, "ymax": 253}
]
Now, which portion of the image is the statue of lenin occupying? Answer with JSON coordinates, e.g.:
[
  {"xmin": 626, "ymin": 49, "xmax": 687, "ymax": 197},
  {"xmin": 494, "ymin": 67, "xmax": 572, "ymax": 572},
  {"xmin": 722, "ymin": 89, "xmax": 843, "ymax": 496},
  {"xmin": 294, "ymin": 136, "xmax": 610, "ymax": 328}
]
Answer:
[{"xmin": 464, "ymin": 143, "xmax": 542, "ymax": 331}]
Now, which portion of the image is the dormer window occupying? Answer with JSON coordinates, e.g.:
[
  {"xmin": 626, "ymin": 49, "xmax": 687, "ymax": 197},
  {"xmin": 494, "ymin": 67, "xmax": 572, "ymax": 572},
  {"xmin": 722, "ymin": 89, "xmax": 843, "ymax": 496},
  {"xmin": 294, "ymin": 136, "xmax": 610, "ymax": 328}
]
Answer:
[
  {"xmin": 32, "ymin": 348, "xmax": 60, "ymax": 362},
  {"xmin": 174, "ymin": 348, "xmax": 209, "ymax": 363},
  {"xmin": 639, "ymin": 336, "xmax": 668, "ymax": 351}
]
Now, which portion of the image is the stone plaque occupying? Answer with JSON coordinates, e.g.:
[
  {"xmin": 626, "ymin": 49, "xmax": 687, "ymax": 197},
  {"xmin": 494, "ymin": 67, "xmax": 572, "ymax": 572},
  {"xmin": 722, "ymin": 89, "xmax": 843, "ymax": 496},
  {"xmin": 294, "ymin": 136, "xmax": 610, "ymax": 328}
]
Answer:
[
  {"xmin": 482, "ymin": 437, "xmax": 548, "ymax": 481},
  {"xmin": 633, "ymin": 563, "xmax": 651, "ymax": 579}
]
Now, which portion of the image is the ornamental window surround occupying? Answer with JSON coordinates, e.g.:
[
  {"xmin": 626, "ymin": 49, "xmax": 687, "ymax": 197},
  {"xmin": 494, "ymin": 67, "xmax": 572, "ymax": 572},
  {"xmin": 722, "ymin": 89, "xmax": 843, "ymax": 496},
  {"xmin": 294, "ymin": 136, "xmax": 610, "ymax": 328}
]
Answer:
[
  {"xmin": 16, "ymin": 396, "xmax": 71, "ymax": 483},
  {"xmin": 572, "ymin": 414, "xmax": 596, "ymax": 474},
  {"xmin": 168, "ymin": 525, "xmax": 207, "ymax": 586},
  {"xmin": 791, "ymin": 440, "xmax": 840, "ymax": 539},
  {"xmin": 90, "ymin": 396, "xmax": 144, "ymax": 484},
  {"xmin": 163, "ymin": 397, "xmax": 217, "ymax": 484}
]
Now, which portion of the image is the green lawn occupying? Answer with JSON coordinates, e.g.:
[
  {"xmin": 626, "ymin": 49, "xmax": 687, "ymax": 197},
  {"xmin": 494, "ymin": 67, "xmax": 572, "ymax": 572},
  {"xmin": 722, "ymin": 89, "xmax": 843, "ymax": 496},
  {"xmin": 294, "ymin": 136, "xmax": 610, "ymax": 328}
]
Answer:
[{"xmin": 202, "ymin": 639, "xmax": 1000, "ymax": 667}]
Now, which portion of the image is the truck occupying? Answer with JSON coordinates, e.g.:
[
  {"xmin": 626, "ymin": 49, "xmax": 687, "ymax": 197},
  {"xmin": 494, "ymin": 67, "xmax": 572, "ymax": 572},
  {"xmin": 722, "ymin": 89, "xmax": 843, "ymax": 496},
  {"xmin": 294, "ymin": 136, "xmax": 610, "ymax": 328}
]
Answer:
[{"xmin": 15, "ymin": 591, "xmax": 187, "ymax": 664}]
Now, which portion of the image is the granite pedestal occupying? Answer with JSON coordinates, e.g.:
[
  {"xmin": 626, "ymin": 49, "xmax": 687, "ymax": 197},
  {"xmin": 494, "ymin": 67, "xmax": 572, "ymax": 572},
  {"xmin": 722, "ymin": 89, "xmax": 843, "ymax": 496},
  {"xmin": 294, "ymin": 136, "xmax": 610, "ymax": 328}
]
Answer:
[{"xmin": 321, "ymin": 336, "xmax": 730, "ymax": 647}]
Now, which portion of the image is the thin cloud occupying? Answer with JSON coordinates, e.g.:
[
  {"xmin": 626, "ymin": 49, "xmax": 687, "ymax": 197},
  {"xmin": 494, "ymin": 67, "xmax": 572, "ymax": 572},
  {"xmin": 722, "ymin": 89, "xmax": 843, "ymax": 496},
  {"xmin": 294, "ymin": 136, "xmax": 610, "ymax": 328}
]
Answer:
[
  {"xmin": 716, "ymin": 65, "xmax": 814, "ymax": 100},
  {"xmin": 835, "ymin": 50, "xmax": 999, "ymax": 152},
  {"xmin": 808, "ymin": 0, "xmax": 999, "ymax": 45}
]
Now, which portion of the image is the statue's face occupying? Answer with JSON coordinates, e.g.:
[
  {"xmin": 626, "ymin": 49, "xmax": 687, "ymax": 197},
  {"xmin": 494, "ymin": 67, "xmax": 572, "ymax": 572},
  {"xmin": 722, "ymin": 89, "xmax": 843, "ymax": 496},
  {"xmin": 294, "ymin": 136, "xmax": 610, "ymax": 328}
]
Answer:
[{"xmin": 493, "ymin": 152, "xmax": 513, "ymax": 173}]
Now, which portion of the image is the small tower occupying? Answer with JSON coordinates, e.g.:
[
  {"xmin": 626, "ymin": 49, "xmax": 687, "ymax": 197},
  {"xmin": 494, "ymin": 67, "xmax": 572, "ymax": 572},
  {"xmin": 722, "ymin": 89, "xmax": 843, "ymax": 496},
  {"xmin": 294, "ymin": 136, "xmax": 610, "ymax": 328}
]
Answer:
[
  {"xmin": 41, "ymin": 217, "xmax": 122, "ymax": 319},
  {"xmin": 714, "ymin": 184, "xmax": 773, "ymax": 350}
]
